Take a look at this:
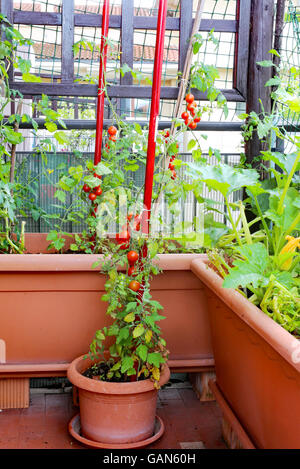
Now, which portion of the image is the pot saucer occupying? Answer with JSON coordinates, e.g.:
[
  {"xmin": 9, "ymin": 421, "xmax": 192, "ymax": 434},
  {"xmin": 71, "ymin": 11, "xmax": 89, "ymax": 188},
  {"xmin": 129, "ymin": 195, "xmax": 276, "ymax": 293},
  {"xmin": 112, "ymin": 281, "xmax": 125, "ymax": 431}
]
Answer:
[{"xmin": 68, "ymin": 413, "xmax": 165, "ymax": 449}]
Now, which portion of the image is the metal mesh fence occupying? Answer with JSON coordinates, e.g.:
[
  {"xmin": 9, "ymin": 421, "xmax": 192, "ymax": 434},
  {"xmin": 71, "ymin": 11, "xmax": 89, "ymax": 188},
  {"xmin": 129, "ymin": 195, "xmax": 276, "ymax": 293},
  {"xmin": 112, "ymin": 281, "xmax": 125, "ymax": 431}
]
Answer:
[
  {"xmin": 275, "ymin": 0, "xmax": 300, "ymax": 153},
  {"xmin": 14, "ymin": 150, "xmax": 242, "ymax": 235}
]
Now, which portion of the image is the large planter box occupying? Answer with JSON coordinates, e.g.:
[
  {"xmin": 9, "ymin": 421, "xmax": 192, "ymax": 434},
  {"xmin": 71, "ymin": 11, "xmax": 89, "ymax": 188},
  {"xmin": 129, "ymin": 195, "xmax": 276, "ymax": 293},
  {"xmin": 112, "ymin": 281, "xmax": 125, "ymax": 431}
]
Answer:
[
  {"xmin": 191, "ymin": 259, "xmax": 300, "ymax": 449},
  {"xmin": 0, "ymin": 243, "xmax": 213, "ymax": 376}
]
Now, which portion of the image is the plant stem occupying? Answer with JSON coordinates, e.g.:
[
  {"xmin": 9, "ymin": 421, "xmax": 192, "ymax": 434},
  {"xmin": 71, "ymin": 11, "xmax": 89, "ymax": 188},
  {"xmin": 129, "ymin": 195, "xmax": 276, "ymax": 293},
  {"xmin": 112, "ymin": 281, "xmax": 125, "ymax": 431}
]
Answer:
[
  {"xmin": 277, "ymin": 150, "xmax": 300, "ymax": 215},
  {"xmin": 286, "ymin": 212, "xmax": 300, "ymax": 236},
  {"xmin": 224, "ymin": 197, "xmax": 243, "ymax": 248},
  {"xmin": 253, "ymin": 194, "xmax": 274, "ymax": 251},
  {"xmin": 238, "ymin": 201, "xmax": 252, "ymax": 245}
]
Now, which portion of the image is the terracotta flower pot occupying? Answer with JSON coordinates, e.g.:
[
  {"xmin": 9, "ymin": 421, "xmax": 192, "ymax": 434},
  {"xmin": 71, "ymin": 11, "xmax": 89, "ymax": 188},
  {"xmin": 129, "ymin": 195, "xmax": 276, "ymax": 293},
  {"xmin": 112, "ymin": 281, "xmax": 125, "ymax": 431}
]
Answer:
[
  {"xmin": 191, "ymin": 258, "xmax": 300, "ymax": 449},
  {"xmin": 67, "ymin": 354, "xmax": 170, "ymax": 444}
]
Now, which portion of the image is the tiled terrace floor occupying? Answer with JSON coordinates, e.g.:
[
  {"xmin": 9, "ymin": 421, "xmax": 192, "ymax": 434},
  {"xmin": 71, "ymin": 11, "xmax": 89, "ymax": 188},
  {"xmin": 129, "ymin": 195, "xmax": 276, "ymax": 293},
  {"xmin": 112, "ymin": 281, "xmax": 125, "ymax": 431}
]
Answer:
[{"xmin": 0, "ymin": 382, "xmax": 227, "ymax": 450}]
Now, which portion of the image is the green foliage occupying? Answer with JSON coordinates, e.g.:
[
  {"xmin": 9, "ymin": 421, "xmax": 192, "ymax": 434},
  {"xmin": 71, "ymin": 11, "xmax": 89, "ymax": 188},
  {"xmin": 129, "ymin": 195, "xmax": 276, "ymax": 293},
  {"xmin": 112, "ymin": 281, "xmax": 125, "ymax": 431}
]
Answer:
[
  {"xmin": 88, "ymin": 237, "xmax": 168, "ymax": 386},
  {"xmin": 187, "ymin": 58, "xmax": 300, "ymax": 334},
  {"xmin": 0, "ymin": 14, "xmax": 69, "ymax": 252}
]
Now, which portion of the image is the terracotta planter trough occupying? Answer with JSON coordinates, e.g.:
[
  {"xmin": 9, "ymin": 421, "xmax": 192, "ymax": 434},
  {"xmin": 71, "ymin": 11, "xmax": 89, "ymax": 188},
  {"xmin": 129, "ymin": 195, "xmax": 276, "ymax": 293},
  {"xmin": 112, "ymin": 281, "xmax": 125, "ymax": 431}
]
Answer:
[
  {"xmin": 191, "ymin": 258, "xmax": 300, "ymax": 449},
  {"xmin": 0, "ymin": 235, "xmax": 214, "ymax": 408}
]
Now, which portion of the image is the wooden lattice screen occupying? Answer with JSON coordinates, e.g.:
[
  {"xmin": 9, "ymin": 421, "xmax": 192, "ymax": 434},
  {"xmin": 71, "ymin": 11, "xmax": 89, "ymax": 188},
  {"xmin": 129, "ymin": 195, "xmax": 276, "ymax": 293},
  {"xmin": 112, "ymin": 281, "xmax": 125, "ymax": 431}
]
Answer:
[{"xmin": 1, "ymin": 0, "xmax": 251, "ymax": 103}]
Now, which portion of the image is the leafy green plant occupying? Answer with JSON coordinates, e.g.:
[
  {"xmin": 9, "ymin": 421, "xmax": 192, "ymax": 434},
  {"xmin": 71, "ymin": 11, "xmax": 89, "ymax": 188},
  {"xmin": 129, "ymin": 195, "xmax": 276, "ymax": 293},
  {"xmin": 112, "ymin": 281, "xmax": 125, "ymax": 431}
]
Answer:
[
  {"xmin": 47, "ymin": 31, "xmax": 228, "ymax": 255},
  {"xmin": 0, "ymin": 14, "xmax": 70, "ymax": 252},
  {"xmin": 88, "ymin": 237, "xmax": 168, "ymax": 387},
  {"xmin": 43, "ymin": 32, "xmax": 229, "ymax": 386},
  {"xmin": 186, "ymin": 59, "xmax": 300, "ymax": 334}
]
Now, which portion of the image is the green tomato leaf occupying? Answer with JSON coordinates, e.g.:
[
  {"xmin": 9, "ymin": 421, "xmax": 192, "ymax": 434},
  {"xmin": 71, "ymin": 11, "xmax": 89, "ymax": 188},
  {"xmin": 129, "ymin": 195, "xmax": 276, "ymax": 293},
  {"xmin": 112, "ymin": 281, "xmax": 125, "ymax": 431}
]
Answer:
[
  {"xmin": 133, "ymin": 324, "xmax": 145, "ymax": 338},
  {"xmin": 121, "ymin": 356, "xmax": 134, "ymax": 373},
  {"xmin": 147, "ymin": 352, "xmax": 164, "ymax": 368},
  {"xmin": 136, "ymin": 344, "xmax": 148, "ymax": 362}
]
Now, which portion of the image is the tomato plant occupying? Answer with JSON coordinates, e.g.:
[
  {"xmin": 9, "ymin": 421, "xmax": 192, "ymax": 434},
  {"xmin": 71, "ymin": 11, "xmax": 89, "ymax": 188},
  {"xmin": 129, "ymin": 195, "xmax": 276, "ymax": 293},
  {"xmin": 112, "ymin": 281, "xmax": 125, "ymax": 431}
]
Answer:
[{"xmin": 42, "ymin": 31, "xmax": 230, "ymax": 385}]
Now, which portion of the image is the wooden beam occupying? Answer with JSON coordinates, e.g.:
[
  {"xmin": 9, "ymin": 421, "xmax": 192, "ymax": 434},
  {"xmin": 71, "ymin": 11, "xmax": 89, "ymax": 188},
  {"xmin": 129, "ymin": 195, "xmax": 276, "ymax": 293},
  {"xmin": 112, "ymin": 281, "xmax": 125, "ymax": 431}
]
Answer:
[
  {"xmin": 234, "ymin": 0, "xmax": 251, "ymax": 99},
  {"xmin": 245, "ymin": 0, "xmax": 275, "ymax": 166},
  {"xmin": 61, "ymin": 0, "xmax": 74, "ymax": 83},
  {"xmin": 13, "ymin": 10, "xmax": 61, "ymax": 26},
  {"xmin": 120, "ymin": 0, "xmax": 134, "ymax": 85},
  {"xmin": 10, "ymin": 82, "xmax": 245, "ymax": 101},
  {"xmin": 12, "ymin": 10, "xmax": 238, "ymax": 33},
  {"xmin": 179, "ymin": 0, "xmax": 193, "ymax": 74}
]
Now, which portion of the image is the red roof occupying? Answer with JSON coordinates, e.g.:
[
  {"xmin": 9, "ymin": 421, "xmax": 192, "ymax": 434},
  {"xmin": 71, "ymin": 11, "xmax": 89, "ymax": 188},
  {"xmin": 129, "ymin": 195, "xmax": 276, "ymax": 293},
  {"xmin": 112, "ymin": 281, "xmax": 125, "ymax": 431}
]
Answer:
[
  {"xmin": 74, "ymin": 5, "xmax": 154, "ymax": 17},
  {"xmin": 32, "ymin": 42, "xmax": 178, "ymax": 63},
  {"xmin": 14, "ymin": 3, "xmax": 41, "ymax": 11}
]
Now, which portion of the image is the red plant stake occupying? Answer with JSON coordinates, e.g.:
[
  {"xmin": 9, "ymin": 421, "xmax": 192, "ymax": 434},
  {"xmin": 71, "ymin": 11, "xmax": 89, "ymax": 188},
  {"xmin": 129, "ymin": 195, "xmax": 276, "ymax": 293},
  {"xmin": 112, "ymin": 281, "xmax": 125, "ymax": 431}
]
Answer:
[
  {"xmin": 128, "ymin": 1, "xmax": 168, "ymax": 383},
  {"xmin": 142, "ymin": 0, "xmax": 168, "ymax": 252},
  {"xmin": 94, "ymin": 0, "xmax": 110, "ymax": 166}
]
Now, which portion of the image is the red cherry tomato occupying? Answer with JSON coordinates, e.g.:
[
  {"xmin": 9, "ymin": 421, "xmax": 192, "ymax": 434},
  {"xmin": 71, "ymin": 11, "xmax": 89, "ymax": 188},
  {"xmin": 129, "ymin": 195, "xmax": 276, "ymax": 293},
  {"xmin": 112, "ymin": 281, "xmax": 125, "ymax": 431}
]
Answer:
[
  {"xmin": 190, "ymin": 108, "xmax": 195, "ymax": 117},
  {"xmin": 187, "ymin": 102, "xmax": 197, "ymax": 112},
  {"xmin": 128, "ymin": 266, "xmax": 137, "ymax": 277},
  {"xmin": 164, "ymin": 130, "xmax": 170, "ymax": 138},
  {"xmin": 170, "ymin": 155, "xmax": 175, "ymax": 161},
  {"xmin": 108, "ymin": 125, "xmax": 117, "ymax": 136},
  {"xmin": 168, "ymin": 162, "xmax": 175, "ymax": 171},
  {"xmin": 109, "ymin": 135, "xmax": 117, "ymax": 142},
  {"xmin": 189, "ymin": 121, "xmax": 197, "ymax": 130},
  {"xmin": 129, "ymin": 280, "xmax": 141, "ymax": 292},
  {"xmin": 127, "ymin": 250, "xmax": 139, "ymax": 265},
  {"xmin": 171, "ymin": 170, "xmax": 177, "ymax": 180},
  {"xmin": 181, "ymin": 111, "xmax": 189, "ymax": 120},
  {"xmin": 89, "ymin": 193, "xmax": 97, "ymax": 202},
  {"xmin": 82, "ymin": 184, "xmax": 90, "ymax": 193},
  {"xmin": 127, "ymin": 213, "xmax": 133, "ymax": 222},
  {"xmin": 94, "ymin": 186, "xmax": 103, "ymax": 196},
  {"xmin": 194, "ymin": 116, "xmax": 201, "ymax": 123},
  {"xmin": 185, "ymin": 93, "xmax": 194, "ymax": 104}
]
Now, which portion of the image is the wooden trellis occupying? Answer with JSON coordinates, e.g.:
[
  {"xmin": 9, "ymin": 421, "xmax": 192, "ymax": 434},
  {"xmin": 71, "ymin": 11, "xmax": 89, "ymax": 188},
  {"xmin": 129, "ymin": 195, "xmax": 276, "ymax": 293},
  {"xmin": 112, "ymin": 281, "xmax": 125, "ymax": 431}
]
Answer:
[{"xmin": 1, "ymin": 0, "xmax": 251, "ymax": 102}]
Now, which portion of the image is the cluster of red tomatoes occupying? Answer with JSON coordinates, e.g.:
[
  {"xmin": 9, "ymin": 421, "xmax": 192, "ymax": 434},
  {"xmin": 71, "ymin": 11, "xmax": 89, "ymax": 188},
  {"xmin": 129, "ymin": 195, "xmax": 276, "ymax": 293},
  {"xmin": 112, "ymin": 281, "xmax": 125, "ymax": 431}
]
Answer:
[
  {"xmin": 163, "ymin": 130, "xmax": 178, "ymax": 181},
  {"xmin": 181, "ymin": 93, "xmax": 201, "ymax": 130},
  {"xmin": 116, "ymin": 232, "xmax": 142, "ymax": 293},
  {"xmin": 82, "ymin": 126, "xmax": 119, "ymax": 202},
  {"xmin": 105, "ymin": 125, "xmax": 118, "ymax": 150},
  {"xmin": 82, "ymin": 174, "xmax": 102, "ymax": 202},
  {"xmin": 127, "ymin": 250, "xmax": 141, "ymax": 292}
]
